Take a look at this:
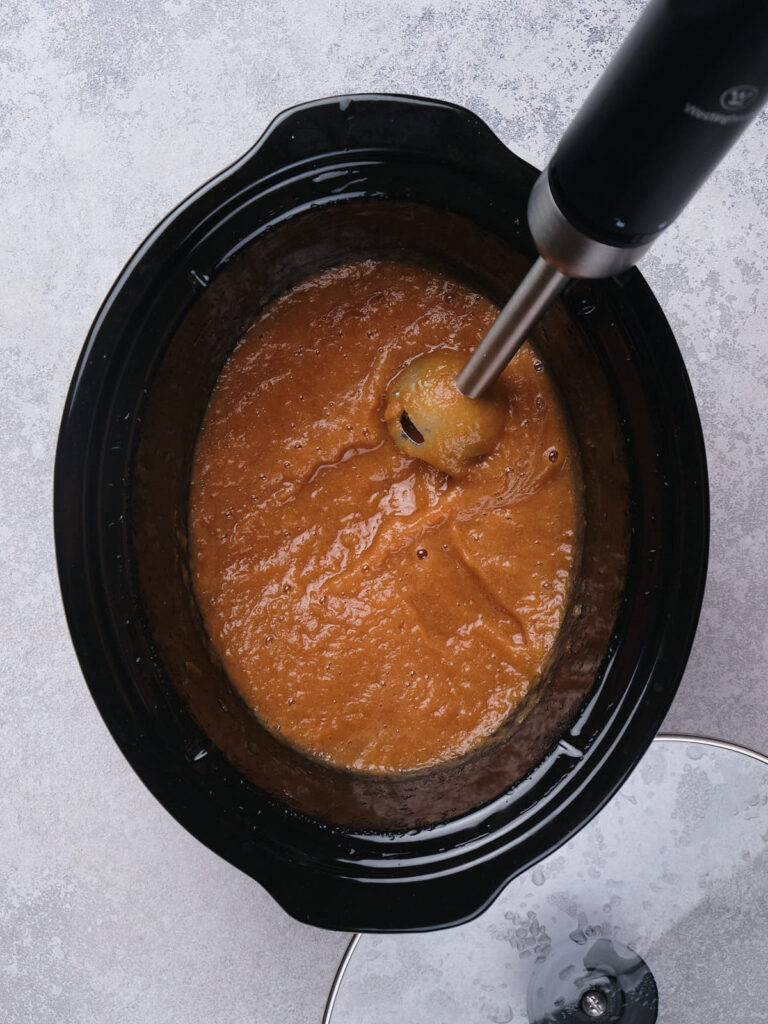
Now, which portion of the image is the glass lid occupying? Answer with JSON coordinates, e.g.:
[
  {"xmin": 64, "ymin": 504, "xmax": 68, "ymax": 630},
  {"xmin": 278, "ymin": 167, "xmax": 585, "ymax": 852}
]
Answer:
[{"xmin": 325, "ymin": 737, "xmax": 768, "ymax": 1024}]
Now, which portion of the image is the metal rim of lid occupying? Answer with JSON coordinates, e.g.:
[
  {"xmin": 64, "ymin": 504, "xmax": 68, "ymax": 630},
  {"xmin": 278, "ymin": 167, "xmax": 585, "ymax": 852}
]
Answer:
[{"xmin": 321, "ymin": 732, "xmax": 768, "ymax": 1024}]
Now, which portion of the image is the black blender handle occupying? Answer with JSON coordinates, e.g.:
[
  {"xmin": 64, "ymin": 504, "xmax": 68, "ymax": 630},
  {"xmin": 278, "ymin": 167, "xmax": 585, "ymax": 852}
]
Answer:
[{"xmin": 547, "ymin": 0, "xmax": 768, "ymax": 249}]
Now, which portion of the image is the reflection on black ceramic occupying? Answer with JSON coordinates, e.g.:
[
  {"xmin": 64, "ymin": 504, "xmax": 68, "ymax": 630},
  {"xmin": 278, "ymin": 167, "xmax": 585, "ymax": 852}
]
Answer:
[{"xmin": 54, "ymin": 94, "xmax": 708, "ymax": 932}]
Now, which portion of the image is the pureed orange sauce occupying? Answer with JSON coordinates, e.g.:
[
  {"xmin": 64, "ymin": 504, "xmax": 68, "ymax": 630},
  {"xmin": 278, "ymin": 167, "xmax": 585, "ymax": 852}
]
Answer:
[{"xmin": 188, "ymin": 260, "xmax": 580, "ymax": 773}]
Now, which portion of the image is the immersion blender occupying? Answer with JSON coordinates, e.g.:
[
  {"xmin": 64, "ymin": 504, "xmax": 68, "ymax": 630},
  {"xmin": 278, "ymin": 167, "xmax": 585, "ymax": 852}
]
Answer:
[{"xmin": 457, "ymin": 0, "xmax": 768, "ymax": 399}]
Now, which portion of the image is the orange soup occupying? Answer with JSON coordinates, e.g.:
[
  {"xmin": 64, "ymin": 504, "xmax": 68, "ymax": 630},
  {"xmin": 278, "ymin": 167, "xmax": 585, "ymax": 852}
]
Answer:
[{"xmin": 188, "ymin": 260, "xmax": 580, "ymax": 773}]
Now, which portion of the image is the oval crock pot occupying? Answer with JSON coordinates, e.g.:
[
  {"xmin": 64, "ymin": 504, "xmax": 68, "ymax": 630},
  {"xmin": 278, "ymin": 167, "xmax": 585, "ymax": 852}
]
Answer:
[{"xmin": 54, "ymin": 93, "xmax": 709, "ymax": 932}]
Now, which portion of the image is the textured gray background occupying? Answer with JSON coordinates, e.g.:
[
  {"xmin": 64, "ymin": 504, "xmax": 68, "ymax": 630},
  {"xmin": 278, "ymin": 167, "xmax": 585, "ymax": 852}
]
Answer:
[{"xmin": 2, "ymin": 1, "xmax": 767, "ymax": 1021}]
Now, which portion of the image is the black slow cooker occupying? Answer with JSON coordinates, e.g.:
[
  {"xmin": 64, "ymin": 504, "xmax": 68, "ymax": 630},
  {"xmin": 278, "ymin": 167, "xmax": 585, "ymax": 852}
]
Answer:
[{"xmin": 54, "ymin": 94, "xmax": 708, "ymax": 931}]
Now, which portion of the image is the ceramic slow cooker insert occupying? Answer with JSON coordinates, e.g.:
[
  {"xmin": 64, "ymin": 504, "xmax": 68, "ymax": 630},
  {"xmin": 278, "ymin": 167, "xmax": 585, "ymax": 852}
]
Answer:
[{"xmin": 54, "ymin": 94, "xmax": 708, "ymax": 931}]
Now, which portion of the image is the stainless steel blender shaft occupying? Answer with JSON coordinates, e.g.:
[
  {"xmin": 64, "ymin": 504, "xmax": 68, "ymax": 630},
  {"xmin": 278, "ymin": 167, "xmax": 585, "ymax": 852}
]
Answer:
[
  {"xmin": 455, "ymin": 258, "xmax": 566, "ymax": 399},
  {"xmin": 456, "ymin": 172, "xmax": 653, "ymax": 400}
]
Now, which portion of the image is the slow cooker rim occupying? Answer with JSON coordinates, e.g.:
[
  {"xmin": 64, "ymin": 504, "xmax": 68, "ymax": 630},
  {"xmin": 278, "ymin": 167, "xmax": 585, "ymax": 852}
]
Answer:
[{"xmin": 53, "ymin": 93, "xmax": 709, "ymax": 931}]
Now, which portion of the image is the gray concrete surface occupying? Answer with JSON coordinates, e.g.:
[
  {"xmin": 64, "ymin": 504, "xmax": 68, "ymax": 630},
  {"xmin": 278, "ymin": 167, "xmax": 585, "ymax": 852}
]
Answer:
[{"xmin": 2, "ymin": 0, "xmax": 766, "ymax": 1021}]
